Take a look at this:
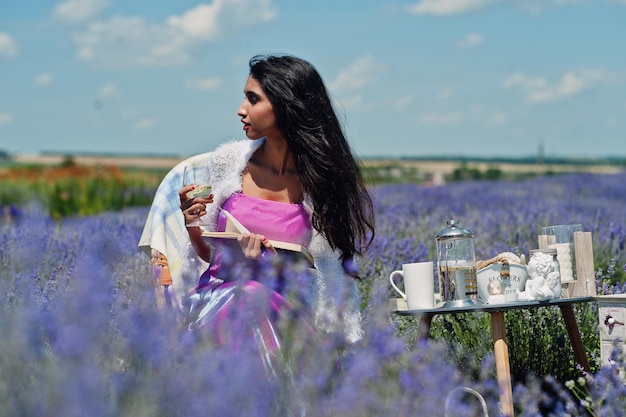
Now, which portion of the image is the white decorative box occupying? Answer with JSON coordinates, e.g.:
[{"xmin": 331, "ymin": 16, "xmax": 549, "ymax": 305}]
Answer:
[
  {"xmin": 596, "ymin": 294, "xmax": 626, "ymax": 369},
  {"xmin": 477, "ymin": 263, "xmax": 528, "ymax": 304}
]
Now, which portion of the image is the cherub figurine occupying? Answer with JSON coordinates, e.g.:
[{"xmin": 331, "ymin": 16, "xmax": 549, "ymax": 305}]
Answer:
[{"xmin": 517, "ymin": 251, "xmax": 561, "ymax": 301}]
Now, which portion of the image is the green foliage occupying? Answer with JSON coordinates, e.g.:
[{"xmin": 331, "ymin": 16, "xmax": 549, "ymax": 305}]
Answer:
[
  {"xmin": 505, "ymin": 303, "xmax": 600, "ymax": 382},
  {"xmin": 451, "ymin": 163, "xmax": 503, "ymax": 181},
  {"xmin": 361, "ymin": 164, "xmax": 424, "ymax": 185},
  {"xmin": 0, "ymin": 164, "xmax": 167, "ymax": 220},
  {"xmin": 59, "ymin": 155, "xmax": 76, "ymax": 168},
  {"xmin": 433, "ymin": 313, "xmax": 494, "ymax": 375},
  {"xmin": 396, "ymin": 304, "xmax": 600, "ymax": 384}
]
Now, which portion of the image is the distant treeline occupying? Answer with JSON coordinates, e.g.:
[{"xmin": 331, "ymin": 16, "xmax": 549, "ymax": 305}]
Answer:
[
  {"xmin": 3, "ymin": 148, "xmax": 626, "ymax": 167},
  {"xmin": 37, "ymin": 150, "xmax": 184, "ymax": 159},
  {"xmin": 391, "ymin": 155, "xmax": 626, "ymax": 166}
]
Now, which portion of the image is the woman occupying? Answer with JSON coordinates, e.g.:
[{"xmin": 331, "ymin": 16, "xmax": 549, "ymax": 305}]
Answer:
[{"xmin": 144, "ymin": 54, "xmax": 374, "ymax": 350}]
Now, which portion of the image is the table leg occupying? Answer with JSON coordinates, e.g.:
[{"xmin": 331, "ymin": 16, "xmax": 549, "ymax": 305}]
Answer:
[
  {"xmin": 559, "ymin": 305, "xmax": 591, "ymax": 372},
  {"xmin": 418, "ymin": 315, "xmax": 432, "ymax": 343},
  {"xmin": 491, "ymin": 311, "xmax": 514, "ymax": 417}
]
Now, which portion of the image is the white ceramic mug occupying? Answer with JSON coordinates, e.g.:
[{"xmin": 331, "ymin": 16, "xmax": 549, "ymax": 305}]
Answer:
[{"xmin": 389, "ymin": 261, "xmax": 435, "ymax": 310}]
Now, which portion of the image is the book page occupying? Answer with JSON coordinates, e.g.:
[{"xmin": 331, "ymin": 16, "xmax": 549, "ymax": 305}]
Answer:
[{"xmin": 202, "ymin": 208, "xmax": 314, "ymax": 267}]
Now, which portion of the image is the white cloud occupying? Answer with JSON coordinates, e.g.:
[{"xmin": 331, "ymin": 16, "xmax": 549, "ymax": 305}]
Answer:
[
  {"xmin": 503, "ymin": 69, "xmax": 608, "ymax": 103},
  {"xmin": 419, "ymin": 111, "xmax": 465, "ymax": 124},
  {"xmin": 458, "ymin": 32, "xmax": 484, "ymax": 48},
  {"xmin": 342, "ymin": 94, "xmax": 375, "ymax": 110},
  {"xmin": 0, "ymin": 112, "xmax": 13, "ymax": 125},
  {"xmin": 437, "ymin": 88, "xmax": 455, "ymax": 100},
  {"xmin": 99, "ymin": 82, "xmax": 121, "ymax": 97},
  {"xmin": 407, "ymin": 0, "xmax": 497, "ymax": 15},
  {"xmin": 74, "ymin": 16, "xmax": 188, "ymax": 67},
  {"xmin": 167, "ymin": 3, "xmax": 221, "ymax": 41},
  {"xmin": 328, "ymin": 56, "xmax": 386, "ymax": 111},
  {"xmin": 606, "ymin": 116, "xmax": 617, "ymax": 127},
  {"xmin": 133, "ymin": 117, "xmax": 157, "ymax": 131},
  {"xmin": 0, "ymin": 32, "xmax": 17, "ymax": 59},
  {"xmin": 34, "ymin": 73, "xmax": 53, "ymax": 86},
  {"xmin": 329, "ymin": 55, "xmax": 385, "ymax": 94},
  {"xmin": 419, "ymin": 106, "xmax": 504, "ymax": 126},
  {"xmin": 391, "ymin": 95, "xmax": 414, "ymax": 110},
  {"xmin": 53, "ymin": 0, "xmax": 110, "ymax": 24},
  {"xmin": 406, "ymin": 0, "xmax": 581, "ymax": 15},
  {"xmin": 72, "ymin": 1, "xmax": 276, "ymax": 69},
  {"xmin": 515, "ymin": 0, "xmax": 583, "ymax": 14},
  {"xmin": 485, "ymin": 111, "xmax": 507, "ymax": 126},
  {"xmin": 185, "ymin": 77, "xmax": 222, "ymax": 91}
]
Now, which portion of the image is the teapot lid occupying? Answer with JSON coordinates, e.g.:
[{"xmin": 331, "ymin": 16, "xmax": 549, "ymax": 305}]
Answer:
[{"xmin": 435, "ymin": 219, "xmax": 474, "ymax": 240}]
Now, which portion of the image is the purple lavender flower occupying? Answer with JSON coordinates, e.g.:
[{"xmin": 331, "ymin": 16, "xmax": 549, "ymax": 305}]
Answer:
[{"xmin": 3, "ymin": 173, "xmax": 626, "ymax": 416}]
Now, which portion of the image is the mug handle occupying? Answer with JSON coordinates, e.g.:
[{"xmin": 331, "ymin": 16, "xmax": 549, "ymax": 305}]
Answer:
[{"xmin": 389, "ymin": 270, "xmax": 406, "ymax": 300}]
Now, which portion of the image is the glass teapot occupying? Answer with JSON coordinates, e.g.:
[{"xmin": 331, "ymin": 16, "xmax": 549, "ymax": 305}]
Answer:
[{"xmin": 435, "ymin": 219, "xmax": 479, "ymax": 306}]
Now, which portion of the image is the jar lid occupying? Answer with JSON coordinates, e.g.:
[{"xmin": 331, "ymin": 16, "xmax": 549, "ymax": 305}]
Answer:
[
  {"xmin": 435, "ymin": 219, "xmax": 474, "ymax": 240},
  {"xmin": 529, "ymin": 248, "xmax": 558, "ymax": 255}
]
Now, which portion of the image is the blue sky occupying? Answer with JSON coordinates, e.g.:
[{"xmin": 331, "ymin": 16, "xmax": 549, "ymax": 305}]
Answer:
[{"xmin": 1, "ymin": 0, "xmax": 625, "ymax": 159}]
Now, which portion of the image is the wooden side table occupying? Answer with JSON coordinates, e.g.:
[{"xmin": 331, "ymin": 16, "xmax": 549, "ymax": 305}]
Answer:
[{"xmin": 395, "ymin": 296, "xmax": 595, "ymax": 417}]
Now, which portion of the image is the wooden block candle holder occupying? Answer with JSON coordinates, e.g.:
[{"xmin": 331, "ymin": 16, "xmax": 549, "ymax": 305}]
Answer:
[{"xmin": 538, "ymin": 231, "xmax": 596, "ymax": 298}]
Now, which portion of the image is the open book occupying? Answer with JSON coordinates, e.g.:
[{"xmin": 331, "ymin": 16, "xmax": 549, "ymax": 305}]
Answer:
[{"xmin": 201, "ymin": 208, "xmax": 315, "ymax": 268}]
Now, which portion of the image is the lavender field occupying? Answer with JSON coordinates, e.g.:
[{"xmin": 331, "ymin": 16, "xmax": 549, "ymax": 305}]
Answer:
[{"xmin": 2, "ymin": 172, "xmax": 625, "ymax": 416}]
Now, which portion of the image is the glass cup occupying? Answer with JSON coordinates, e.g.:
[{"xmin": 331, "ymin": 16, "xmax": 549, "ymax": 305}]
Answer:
[
  {"xmin": 540, "ymin": 224, "xmax": 582, "ymax": 283},
  {"xmin": 183, "ymin": 165, "xmax": 212, "ymax": 228}
]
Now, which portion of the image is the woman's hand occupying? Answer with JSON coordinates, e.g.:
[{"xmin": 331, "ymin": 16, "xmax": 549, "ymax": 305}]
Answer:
[
  {"xmin": 237, "ymin": 233, "xmax": 277, "ymax": 260},
  {"xmin": 179, "ymin": 185, "xmax": 214, "ymax": 226},
  {"xmin": 179, "ymin": 185, "xmax": 214, "ymax": 262}
]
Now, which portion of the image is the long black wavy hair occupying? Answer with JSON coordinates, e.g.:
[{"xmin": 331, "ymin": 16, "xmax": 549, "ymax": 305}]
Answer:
[{"xmin": 249, "ymin": 54, "xmax": 375, "ymax": 261}]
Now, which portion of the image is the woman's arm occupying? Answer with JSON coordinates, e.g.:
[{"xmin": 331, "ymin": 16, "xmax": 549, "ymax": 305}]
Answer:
[{"xmin": 185, "ymin": 225, "xmax": 212, "ymax": 262}]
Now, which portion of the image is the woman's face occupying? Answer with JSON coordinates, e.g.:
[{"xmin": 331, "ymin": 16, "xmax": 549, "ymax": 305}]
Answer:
[{"xmin": 237, "ymin": 76, "xmax": 281, "ymax": 141}]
